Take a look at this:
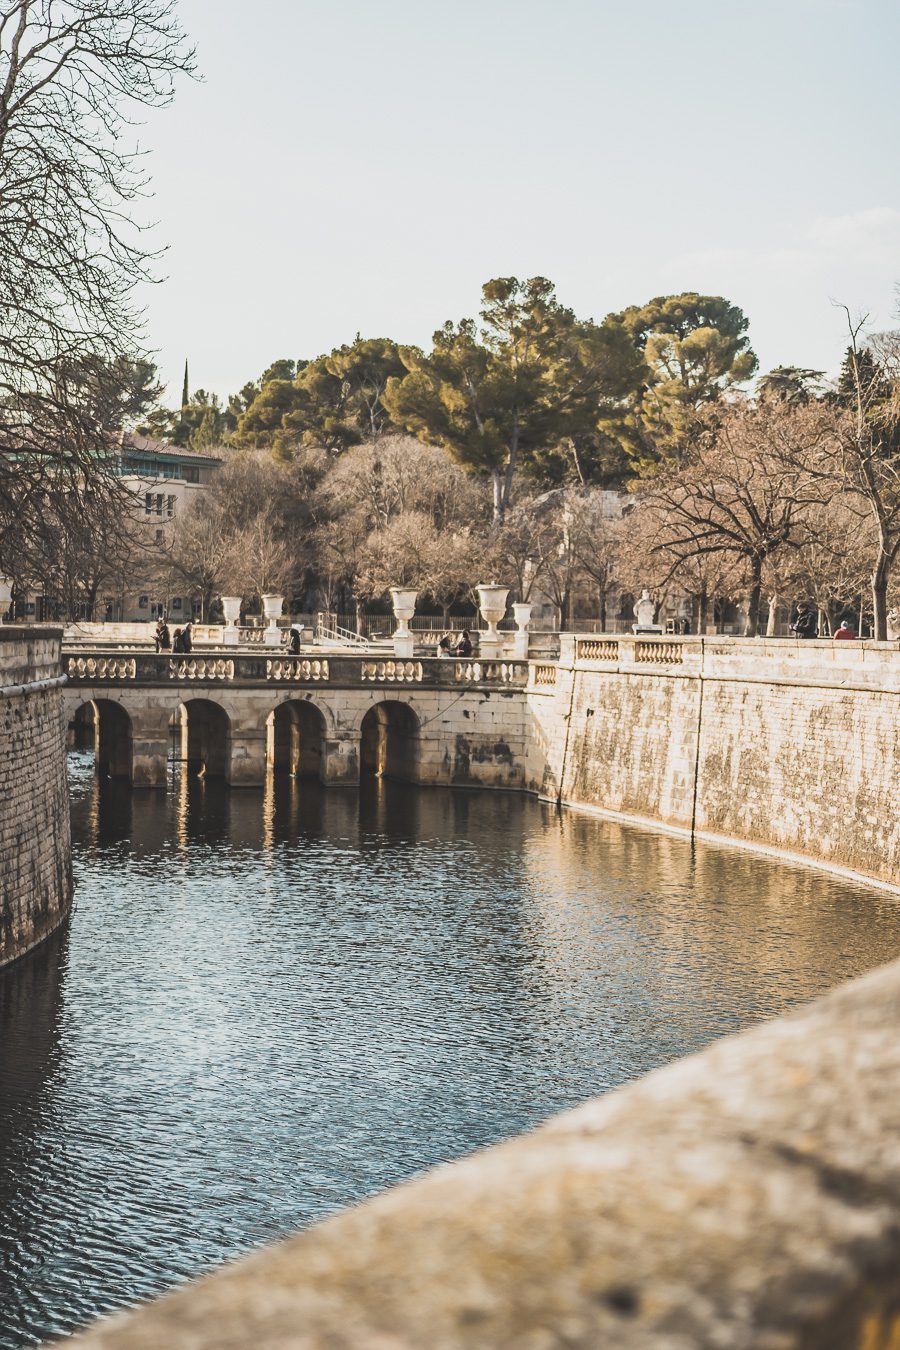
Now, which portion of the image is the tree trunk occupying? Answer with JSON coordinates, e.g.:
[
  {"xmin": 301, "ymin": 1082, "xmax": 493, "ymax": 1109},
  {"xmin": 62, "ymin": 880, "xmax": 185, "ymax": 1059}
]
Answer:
[
  {"xmin": 598, "ymin": 588, "xmax": 607, "ymax": 632},
  {"xmin": 491, "ymin": 471, "xmax": 503, "ymax": 524},
  {"xmin": 872, "ymin": 551, "xmax": 889, "ymax": 641},
  {"xmin": 745, "ymin": 560, "xmax": 763, "ymax": 637}
]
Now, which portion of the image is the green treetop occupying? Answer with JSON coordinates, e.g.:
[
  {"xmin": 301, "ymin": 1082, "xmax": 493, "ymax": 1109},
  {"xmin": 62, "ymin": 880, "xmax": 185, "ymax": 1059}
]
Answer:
[{"xmin": 384, "ymin": 276, "xmax": 645, "ymax": 521}]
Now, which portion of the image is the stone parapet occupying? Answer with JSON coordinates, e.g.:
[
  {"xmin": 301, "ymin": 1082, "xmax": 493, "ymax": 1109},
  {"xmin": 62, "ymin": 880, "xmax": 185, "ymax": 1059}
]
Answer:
[
  {"xmin": 0, "ymin": 626, "xmax": 72, "ymax": 966},
  {"xmin": 59, "ymin": 953, "xmax": 900, "ymax": 1350}
]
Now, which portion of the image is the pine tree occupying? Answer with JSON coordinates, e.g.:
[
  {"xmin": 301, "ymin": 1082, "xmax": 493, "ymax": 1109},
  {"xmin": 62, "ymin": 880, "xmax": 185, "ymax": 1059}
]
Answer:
[{"xmin": 181, "ymin": 359, "xmax": 189, "ymax": 411}]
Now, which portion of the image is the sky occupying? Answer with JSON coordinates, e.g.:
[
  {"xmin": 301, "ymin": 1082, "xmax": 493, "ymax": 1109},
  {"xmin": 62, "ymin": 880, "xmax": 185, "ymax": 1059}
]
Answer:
[{"xmin": 133, "ymin": 0, "xmax": 900, "ymax": 405}]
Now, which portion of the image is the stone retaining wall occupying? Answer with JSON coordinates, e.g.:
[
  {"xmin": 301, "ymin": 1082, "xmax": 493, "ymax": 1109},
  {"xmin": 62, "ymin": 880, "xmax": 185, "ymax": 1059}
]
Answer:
[
  {"xmin": 0, "ymin": 627, "xmax": 72, "ymax": 966},
  {"xmin": 59, "ymin": 952, "xmax": 900, "ymax": 1350},
  {"xmin": 528, "ymin": 636, "xmax": 900, "ymax": 889}
]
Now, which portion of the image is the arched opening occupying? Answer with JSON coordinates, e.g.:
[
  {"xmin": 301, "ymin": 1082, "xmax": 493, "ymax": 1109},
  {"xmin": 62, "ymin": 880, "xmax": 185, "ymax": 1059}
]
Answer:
[
  {"xmin": 180, "ymin": 700, "xmax": 230, "ymax": 780},
  {"xmin": 69, "ymin": 699, "xmax": 133, "ymax": 781},
  {"xmin": 360, "ymin": 702, "xmax": 420, "ymax": 783},
  {"xmin": 267, "ymin": 701, "xmax": 326, "ymax": 780}
]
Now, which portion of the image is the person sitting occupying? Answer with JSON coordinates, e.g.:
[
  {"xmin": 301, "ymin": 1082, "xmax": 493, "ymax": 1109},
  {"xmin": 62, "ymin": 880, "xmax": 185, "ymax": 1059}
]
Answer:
[
  {"xmin": 789, "ymin": 602, "xmax": 818, "ymax": 639},
  {"xmin": 455, "ymin": 629, "xmax": 473, "ymax": 657},
  {"xmin": 171, "ymin": 627, "xmax": 184, "ymax": 654},
  {"xmin": 833, "ymin": 618, "xmax": 857, "ymax": 640},
  {"xmin": 288, "ymin": 627, "xmax": 302, "ymax": 655}
]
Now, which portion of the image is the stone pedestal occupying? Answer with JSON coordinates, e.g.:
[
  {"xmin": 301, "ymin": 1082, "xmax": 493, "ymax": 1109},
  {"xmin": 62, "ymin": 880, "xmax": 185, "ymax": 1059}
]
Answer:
[
  {"xmin": 389, "ymin": 588, "xmax": 417, "ymax": 660},
  {"xmin": 512, "ymin": 602, "xmax": 532, "ymax": 660},
  {"xmin": 221, "ymin": 596, "xmax": 241, "ymax": 647},
  {"xmin": 476, "ymin": 584, "xmax": 510, "ymax": 663},
  {"xmin": 262, "ymin": 594, "xmax": 284, "ymax": 649}
]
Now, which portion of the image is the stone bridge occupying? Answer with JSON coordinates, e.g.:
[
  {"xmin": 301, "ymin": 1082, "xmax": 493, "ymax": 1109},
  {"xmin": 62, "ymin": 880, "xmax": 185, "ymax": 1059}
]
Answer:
[{"xmin": 63, "ymin": 649, "xmax": 536, "ymax": 789}]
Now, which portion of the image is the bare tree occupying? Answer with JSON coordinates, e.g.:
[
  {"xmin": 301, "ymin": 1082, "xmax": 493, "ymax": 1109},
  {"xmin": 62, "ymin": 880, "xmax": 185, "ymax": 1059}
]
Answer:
[
  {"xmin": 635, "ymin": 400, "xmax": 835, "ymax": 636},
  {"xmin": 833, "ymin": 313, "xmax": 900, "ymax": 639},
  {"xmin": 0, "ymin": 0, "xmax": 194, "ymax": 569}
]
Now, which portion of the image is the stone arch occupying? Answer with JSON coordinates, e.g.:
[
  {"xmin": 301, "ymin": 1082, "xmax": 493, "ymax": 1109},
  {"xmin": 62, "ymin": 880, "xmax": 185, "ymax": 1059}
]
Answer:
[
  {"xmin": 267, "ymin": 701, "xmax": 327, "ymax": 780},
  {"xmin": 180, "ymin": 699, "xmax": 231, "ymax": 780},
  {"xmin": 360, "ymin": 701, "xmax": 421, "ymax": 783},
  {"xmin": 70, "ymin": 698, "xmax": 133, "ymax": 781}
]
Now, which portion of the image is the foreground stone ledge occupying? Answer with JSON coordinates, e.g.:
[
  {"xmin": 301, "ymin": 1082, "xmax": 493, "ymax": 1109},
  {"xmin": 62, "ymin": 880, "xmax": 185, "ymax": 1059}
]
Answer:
[{"xmin": 59, "ymin": 957, "xmax": 900, "ymax": 1350}]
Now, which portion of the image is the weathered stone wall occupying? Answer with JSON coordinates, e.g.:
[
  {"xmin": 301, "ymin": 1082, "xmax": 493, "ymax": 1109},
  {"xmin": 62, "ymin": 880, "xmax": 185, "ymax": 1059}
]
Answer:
[
  {"xmin": 59, "ymin": 952, "xmax": 900, "ymax": 1350},
  {"xmin": 0, "ymin": 627, "xmax": 72, "ymax": 966},
  {"xmin": 550, "ymin": 636, "xmax": 900, "ymax": 888}
]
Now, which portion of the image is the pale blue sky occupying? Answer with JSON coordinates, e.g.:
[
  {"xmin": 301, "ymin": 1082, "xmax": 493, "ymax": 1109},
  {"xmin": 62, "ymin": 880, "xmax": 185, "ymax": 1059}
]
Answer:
[{"xmin": 136, "ymin": 0, "xmax": 900, "ymax": 403}]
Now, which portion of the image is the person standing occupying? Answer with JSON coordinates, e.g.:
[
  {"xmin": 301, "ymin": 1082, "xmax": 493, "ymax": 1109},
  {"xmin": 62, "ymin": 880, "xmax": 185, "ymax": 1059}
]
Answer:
[
  {"xmin": 288, "ymin": 627, "xmax": 302, "ymax": 655},
  {"xmin": 182, "ymin": 621, "xmax": 193, "ymax": 654},
  {"xmin": 789, "ymin": 602, "xmax": 818, "ymax": 639}
]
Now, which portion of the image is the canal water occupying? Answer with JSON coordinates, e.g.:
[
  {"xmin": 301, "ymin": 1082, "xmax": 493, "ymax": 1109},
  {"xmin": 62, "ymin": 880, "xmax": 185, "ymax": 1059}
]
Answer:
[{"xmin": 2, "ymin": 754, "xmax": 900, "ymax": 1347}]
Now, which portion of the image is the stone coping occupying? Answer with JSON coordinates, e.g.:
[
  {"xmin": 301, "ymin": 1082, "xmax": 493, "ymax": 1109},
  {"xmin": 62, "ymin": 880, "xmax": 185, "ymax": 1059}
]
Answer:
[{"xmin": 58, "ymin": 955, "xmax": 900, "ymax": 1350}]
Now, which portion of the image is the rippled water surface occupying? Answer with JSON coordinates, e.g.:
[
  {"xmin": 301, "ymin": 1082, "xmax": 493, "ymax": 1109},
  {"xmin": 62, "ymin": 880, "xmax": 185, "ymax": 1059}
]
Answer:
[{"xmin": 2, "ymin": 754, "xmax": 900, "ymax": 1346}]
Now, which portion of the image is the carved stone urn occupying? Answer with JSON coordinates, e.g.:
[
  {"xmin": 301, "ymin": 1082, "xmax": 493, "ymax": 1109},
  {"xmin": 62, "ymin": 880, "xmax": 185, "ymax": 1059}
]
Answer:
[
  {"xmin": 0, "ymin": 578, "xmax": 11, "ymax": 623},
  {"xmin": 476, "ymin": 584, "xmax": 510, "ymax": 659},
  {"xmin": 261, "ymin": 593, "xmax": 284, "ymax": 648},
  {"xmin": 512, "ymin": 601, "xmax": 532, "ymax": 659},
  {"xmin": 220, "ymin": 596, "xmax": 241, "ymax": 647},
  {"xmin": 389, "ymin": 587, "xmax": 418, "ymax": 658}
]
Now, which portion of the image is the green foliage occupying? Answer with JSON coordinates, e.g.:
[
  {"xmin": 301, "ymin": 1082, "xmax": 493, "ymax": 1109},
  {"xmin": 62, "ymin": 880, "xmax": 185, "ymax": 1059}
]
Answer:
[
  {"xmin": 235, "ymin": 338, "xmax": 404, "ymax": 458},
  {"xmin": 757, "ymin": 366, "xmax": 826, "ymax": 404},
  {"xmin": 57, "ymin": 354, "xmax": 164, "ymax": 433},
  {"xmin": 615, "ymin": 292, "xmax": 758, "ymax": 468},
  {"xmin": 384, "ymin": 276, "xmax": 646, "ymax": 519}
]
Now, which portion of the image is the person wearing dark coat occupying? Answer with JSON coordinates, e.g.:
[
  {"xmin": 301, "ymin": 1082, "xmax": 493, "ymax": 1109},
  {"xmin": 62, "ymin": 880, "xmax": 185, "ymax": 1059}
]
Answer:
[
  {"xmin": 155, "ymin": 620, "xmax": 171, "ymax": 652},
  {"xmin": 288, "ymin": 627, "xmax": 302, "ymax": 655},
  {"xmin": 455, "ymin": 629, "xmax": 473, "ymax": 657},
  {"xmin": 172, "ymin": 628, "xmax": 184, "ymax": 653},
  {"xmin": 181, "ymin": 622, "xmax": 193, "ymax": 653},
  {"xmin": 789, "ymin": 602, "xmax": 818, "ymax": 639}
]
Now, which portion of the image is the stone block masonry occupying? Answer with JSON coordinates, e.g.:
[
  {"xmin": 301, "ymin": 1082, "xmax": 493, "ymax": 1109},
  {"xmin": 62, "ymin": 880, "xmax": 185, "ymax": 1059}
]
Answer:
[
  {"xmin": 543, "ymin": 636, "xmax": 900, "ymax": 890},
  {"xmin": 0, "ymin": 627, "xmax": 72, "ymax": 966}
]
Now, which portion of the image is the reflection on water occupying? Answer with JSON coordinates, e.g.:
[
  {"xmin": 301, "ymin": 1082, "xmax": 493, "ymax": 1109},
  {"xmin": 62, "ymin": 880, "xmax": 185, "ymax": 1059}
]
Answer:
[{"xmin": 1, "ymin": 752, "xmax": 899, "ymax": 1346}]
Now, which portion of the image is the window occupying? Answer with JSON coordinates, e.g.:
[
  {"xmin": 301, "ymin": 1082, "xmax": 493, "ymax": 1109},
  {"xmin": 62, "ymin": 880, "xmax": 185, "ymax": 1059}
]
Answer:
[
  {"xmin": 155, "ymin": 529, "xmax": 164, "ymax": 543},
  {"xmin": 145, "ymin": 493, "xmax": 153, "ymax": 515},
  {"xmin": 172, "ymin": 596, "xmax": 182, "ymax": 610},
  {"xmin": 156, "ymin": 493, "xmax": 163, "ymax": 516},
  {"xmin": 138, "ymin": 594, "xmax": 149, "ymax": 609},
  {"xmin": 182, "ymin": 465, "xmax": 199, "ymax": 483},
  {"xmin": 167, "ymin": 495, "xmax": 176, "ymax": 518}
]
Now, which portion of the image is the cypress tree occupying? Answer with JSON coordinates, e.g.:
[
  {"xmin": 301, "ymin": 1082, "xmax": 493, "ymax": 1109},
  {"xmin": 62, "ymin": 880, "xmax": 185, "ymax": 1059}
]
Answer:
[{"xmin": 181, "ymin": 359, "xmax": 189, "ymax": 411}]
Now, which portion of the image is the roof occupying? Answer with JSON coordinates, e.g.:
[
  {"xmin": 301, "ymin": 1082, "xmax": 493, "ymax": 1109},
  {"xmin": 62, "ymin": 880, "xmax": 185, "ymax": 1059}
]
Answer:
[{"xmin": 116, "ymin": 431, "xmax": 223, "ymax": 466}]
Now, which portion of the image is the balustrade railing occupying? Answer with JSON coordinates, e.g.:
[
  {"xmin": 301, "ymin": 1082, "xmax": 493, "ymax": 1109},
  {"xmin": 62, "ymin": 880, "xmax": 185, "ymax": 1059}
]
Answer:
[
  {"xmin": 168, "ymin": 657, "xmax": 234, "ymax": 681},
  {"xmin": 267, "ymin": 658, "xmax": 329, "ymax": 682},
  {"xmin": 576, "ymin": 639, "xmax": 619, "ymax": 662},
  {"xmin": 67, "ymin": 655, "xmax": 136, "ymax": 681},
  {"xmin": 64, "ymin": 650, "xmax": 532, "ymax": 688},
  {"xmin": 361, "ymin": 660, "xmax": 422, "ymax": 683},
  {"xmin": 532, "ymin": 664, "xmax": 558, "ymax": 687},
  {"xmin": 634, "ymin": 640, "xmax": 684, "ymax": 665},
  {"xmin": 454, "ymin": 660, "xmax": 528, "ymax": 685}
]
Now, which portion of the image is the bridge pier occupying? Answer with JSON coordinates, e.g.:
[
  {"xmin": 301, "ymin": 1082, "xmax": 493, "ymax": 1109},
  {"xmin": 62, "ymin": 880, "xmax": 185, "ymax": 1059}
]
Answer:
[
  {"xmin": 228, "ymin": 723, "xmax": 268, "ymax": 787},
  {"xmin": 132, "ymin": 708, "xmax": 172, "ymax": 787},
  {"xmin": 322, "ymin": 736, "xmax": 360, "ymax": 785}
]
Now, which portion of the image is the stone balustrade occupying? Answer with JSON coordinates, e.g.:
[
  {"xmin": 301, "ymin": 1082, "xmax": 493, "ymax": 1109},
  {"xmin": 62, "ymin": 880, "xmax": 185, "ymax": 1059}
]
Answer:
[{"xmin": 64, "ymin": 651, "xmax": 530, "ymax": 689}]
